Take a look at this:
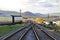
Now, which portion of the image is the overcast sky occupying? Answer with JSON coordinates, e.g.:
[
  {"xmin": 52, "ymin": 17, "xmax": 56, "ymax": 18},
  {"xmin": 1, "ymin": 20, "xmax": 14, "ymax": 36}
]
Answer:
[{"xmin": 0, "ymin": 0, "xmax": 60, "ymax": 14}]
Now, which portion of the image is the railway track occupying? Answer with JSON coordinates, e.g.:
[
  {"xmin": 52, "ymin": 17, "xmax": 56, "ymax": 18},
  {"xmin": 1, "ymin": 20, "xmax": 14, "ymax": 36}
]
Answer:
[
  {"xmin": 0, "ymin": 21, "xmax": 58, "ymax": 40},
  {"xmin": 32, "ymin": 26, "xmax": 40, "ymax": 40},
  {"xmin": 0, "ymin": 26, "xmax": 31, "ymax": 40},
  {"xmin": 33, "ymin": 24, "xmax": 56, "ymax": 40},
  {"xmin": 19, "ymin": 26, "xmax": 38, "ymax": 40},
  {"xmin": 0, "ymin": 21, "xmax": 33, "ymax": 40}
]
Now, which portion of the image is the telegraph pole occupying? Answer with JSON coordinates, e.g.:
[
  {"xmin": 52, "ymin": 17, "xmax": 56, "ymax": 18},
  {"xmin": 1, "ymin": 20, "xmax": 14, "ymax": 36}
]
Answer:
[
  {"xmin": 48, "ymin": 13, "xmax": 49, "ymax": 22},
  {"xmin": 20, "ymin": 9, "xmax": 21, "ymax": 16}
]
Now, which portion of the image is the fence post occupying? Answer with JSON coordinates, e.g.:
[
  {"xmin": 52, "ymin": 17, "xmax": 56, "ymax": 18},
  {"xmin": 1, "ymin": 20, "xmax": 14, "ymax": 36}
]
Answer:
[{"xmin": 12, "ymin": 16, "xmax": 14, "ymax": 24}]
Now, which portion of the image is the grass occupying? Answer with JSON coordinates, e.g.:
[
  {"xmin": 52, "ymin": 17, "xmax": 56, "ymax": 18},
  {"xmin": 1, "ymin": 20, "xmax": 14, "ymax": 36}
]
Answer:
[{"xmin": 0, "ymin": 23, "xmax": 25, "ymax": 36}]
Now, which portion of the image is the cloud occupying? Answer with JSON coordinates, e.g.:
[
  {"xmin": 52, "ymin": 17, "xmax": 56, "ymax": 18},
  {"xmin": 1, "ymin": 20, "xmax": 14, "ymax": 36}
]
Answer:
[
  {"xmin": 0, "ymin": 0, "xmax": 25, "ymax": 11},
  {"xmin": 41, "ymin": 2, "xmax": 54, "ymax": 7},
  {"xmin": 0, "ymin": 0, "xmax": 60, "ymax": 14},
  {"xmin": 28, "ymin": 0, "xmax": 39, "ymax": 3},
  {"xmin": 23, "ymin": 0, "xmax": 60, "ymax": 13}
]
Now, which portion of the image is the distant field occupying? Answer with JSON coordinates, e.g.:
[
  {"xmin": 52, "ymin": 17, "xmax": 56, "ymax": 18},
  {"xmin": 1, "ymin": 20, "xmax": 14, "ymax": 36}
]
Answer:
[
  {"xmin": 0, "ymin": 17, "xmax": 22, "ymax": 24},
  {"xmin": 0, "ymin": 17, "xmax": 12, "ymax": 22},
  {"xmin": 0, "ymin": 23, "xmax": 25, "ymax": 36}
]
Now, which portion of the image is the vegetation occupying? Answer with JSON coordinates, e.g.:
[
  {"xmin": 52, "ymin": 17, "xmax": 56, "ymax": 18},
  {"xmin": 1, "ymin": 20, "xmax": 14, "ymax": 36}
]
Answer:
[
  {"xmin": 57, "ymin": 21, "xmax": 60, "ymax": 27},
  {"xmin": 43, "ymin": 21, "xmax": 60, "ymax": 31},
  {"xmin": 0, "ymin": 23, "xmax": 25, "ymax": 36}
]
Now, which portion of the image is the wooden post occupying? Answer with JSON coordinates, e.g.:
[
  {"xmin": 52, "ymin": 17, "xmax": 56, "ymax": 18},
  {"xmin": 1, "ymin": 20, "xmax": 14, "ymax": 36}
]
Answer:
[
  {"xmin": 11, "ymin": 15, "xmax": 22, "ymax": 24},
  {"xmin": 12, "ymin": 16, "xmax": 14, "ymax": 24}
]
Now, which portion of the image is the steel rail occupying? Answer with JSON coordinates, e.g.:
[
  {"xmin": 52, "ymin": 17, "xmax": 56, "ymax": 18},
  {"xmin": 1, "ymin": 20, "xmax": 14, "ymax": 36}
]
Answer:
[
  {"xmin": 32, "ymin": 26, "xmax": 40, "ymax": 40},
  {"xmin": 19, "ymin": 26, "xmax": 32, "ymax": 40},
  {"xmin": 36, "ymin": 24, "xmax": 56, "ymax": 40},
  {"xmin": 0, "ymin": 23, "xmax": 32, "ymax": 40}
]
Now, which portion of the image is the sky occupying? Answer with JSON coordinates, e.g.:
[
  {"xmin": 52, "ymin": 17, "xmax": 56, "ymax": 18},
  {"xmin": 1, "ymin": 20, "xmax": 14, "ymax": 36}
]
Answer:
[{"xmin": 0, "ymin": 0, "xmax": 60, "ymax": 14}]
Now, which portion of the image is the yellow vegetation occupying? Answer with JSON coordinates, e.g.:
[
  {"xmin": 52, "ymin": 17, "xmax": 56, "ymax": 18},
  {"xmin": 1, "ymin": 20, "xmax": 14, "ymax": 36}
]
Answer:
[
  {"xmin": 22, "ymin": 17, "xmax": 28, "ymax": 22},
  {"xmin": 57, "ymin": 21, "xmax": 60, "ymax": 26},
  {"xmin": 35, "ymin": 18, "xmax": 44, "ymax": 24},
  {"xmin": 22, "ymin": 17, "xmax": 45, "ymax": 24}
]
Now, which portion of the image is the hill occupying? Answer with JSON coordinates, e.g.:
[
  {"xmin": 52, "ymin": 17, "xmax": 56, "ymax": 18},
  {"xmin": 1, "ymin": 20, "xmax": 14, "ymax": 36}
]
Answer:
[
  {"xmin": 0, "ymin": 10, "xmax": 60, "ymax": 17},
  {"xmin": 49, "ymin": 13, "xmax": 60, "ymax": 16},
  {"xmin": 0, "ymin": 10, "xmax": 19, "ymax": 16}
]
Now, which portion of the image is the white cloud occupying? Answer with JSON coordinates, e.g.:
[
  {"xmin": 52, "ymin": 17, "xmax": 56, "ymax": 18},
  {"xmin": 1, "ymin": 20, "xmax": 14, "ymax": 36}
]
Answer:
[
  {"xmin": 0, "ymin": 0, "xmax": 25, "ymax": 11},
  {"xmin": 0, "ymin": 0, "xmax": 60, "ymax": 14}
]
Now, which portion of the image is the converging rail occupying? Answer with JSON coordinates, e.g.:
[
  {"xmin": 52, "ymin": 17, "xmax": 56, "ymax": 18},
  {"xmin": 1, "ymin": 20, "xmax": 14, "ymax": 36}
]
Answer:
[
  {"xmin": 19, "ymin": 26, "xmax": 32, "ymax": 40},
  {"xmin": 0, "ymin": 21, "xmax": 58, "ymax": 40},
  {"xmin": 32, "ymin": 26, "xmax": 40, "ymax": 40},
  {"xmin": 33, "ymin": 24, "xmax": 56, "ymax": 40},
  {"xmin": 19, "ymin": 25, "xmax": 39, "ymax": 40},
  {"xmin": 0, "ymin": 20, "xmax": 33, "ymax": 40}
]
